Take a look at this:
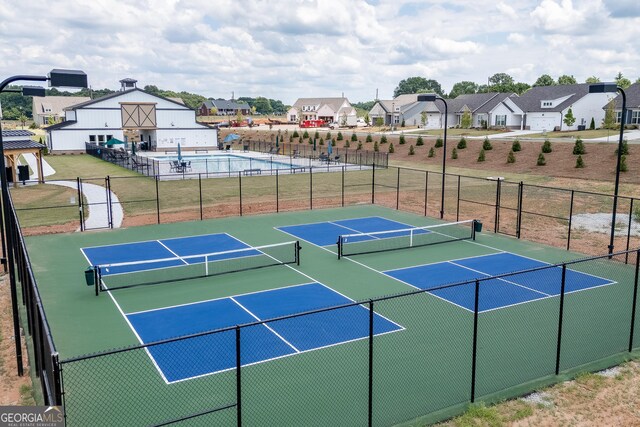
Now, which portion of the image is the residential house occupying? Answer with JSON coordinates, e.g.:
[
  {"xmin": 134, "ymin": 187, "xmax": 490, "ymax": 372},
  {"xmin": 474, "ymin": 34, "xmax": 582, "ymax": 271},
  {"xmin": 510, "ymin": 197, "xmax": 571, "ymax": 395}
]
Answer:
[
  {"xmin": 47, "ymin": 79, "xmax": 216, "ymax": 152},
  {"xmin": 198, "ymin": 99, "xmax": 251, "ymax": 116},
  {"xmin": 32, "ymin": 96, "xmax": 91, "ymax": 126},
  {"xmin": 445, "ymin": 92, "xmax": 523, "ymax": 129},
  {"xmin": 513, "ymin": 84, "xmax": 614, "ymax": 131},
  {"xmin": 610, "ymin": 82, "xmax": 640, "ymax": 126},
  {"xmin": 286, "ymin": 98, "xmax": 356, "ymax": 125}
]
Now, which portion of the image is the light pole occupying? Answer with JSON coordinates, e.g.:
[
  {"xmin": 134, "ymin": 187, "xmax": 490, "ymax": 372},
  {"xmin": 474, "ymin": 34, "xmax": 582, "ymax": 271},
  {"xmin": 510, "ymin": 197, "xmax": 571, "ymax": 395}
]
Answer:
[
  {"xmin": 0, "ymin": 70, "xmax": 87, "ymax": 375},
  {"xmin": 418, "ymin": 94, "xmax": 448, "ymax": 219},
  {"xmin": 589, "ymin": 83, "xmax": 627, "ymax": 255}
]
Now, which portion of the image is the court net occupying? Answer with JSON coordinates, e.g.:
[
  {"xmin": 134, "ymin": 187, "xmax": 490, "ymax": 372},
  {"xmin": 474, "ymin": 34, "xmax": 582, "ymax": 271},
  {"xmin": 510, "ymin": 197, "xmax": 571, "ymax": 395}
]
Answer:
[
  {"xmin": 92, "ymin": 240, "xmax": 300, "ymax": 293},
  {"xmin": 337, "ymin": 220, "xmax": 476, "ymax": 259}
]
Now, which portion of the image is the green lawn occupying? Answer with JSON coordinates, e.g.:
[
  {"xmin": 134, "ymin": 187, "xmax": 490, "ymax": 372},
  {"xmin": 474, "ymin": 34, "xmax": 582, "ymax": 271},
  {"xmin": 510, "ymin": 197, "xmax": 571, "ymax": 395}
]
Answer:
[
  {"xmin": 406, "ymin": 128, "xmax": 507, "ymax": 137},
  {"xmin": 522, "ymin": 129, "xmax": 626, "ymax": 139}
]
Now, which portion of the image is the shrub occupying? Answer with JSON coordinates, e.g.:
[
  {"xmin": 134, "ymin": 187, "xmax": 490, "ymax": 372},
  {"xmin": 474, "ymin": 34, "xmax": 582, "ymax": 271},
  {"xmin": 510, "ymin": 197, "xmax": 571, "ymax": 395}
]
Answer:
[
  {"xmin": 452, "ymin": 147, "xmax": 458, "ymax": 159},
  {"xmin": 512, "ymin": 139, "xmax": 521, "ymax": 152},
  {"xmin": 318, "ymin": 138, "xmax": 324, "ymax": 145},
  {"xmin": 589, "ymin": 117, "xmax": 595, "ymax": 130},
  {"xmin": 29, "ymin": 122, "xmax": 39, "ymax": 129},
  {"xmin": 388, "ymin": 143, "xmax": 394, "ymax": 153},
  {"xmin": 615, "ymin": 139, "xmax": 629, "ymax": 155},
  {"xmin": 416, "ymin": 136, "xmax": 424, "ymax": 146},
  {"xmin": 357, "ymin": 142, "xmax": 363, "ymax": 150},
  {"xmin": 293, "ymin": 130, "xmax": 299, "ymax": 138},
  {"xmin": 401, "ymin": 118, "xmax": 405, "ymax": 127},
  {"xmin": 351, "ymin": 132, "xmax": 357, "ymax": 142},
  {"xmin": 303, "ymin": 130, "xmax": 309, "ymax": 139},
  {"xmin": 399, "ymin": 134, "xmax": 406, "ymax": 145},
  {"xmin": 542, "ymin": 139, "xmax": 552, "ymax": 153},
  {"xmin": 575, "ymin": 155, "xmax": 584, "ymax": 168},
  {"xmin": 314, "ymin": 130, "xmax": 320, "ymax": 139},
  {"xmin": 457, "ymin": 137, "xmax": 467, "ymax": 149},
  {"xmin": 482, "ymin": 136, "xmax": 492, "ymax": 150},
  {"xmin": 477, "ymin": 148, "xmax": 485, "ymax": 162},
  {"xmin": 428, "ymin": 147, "xmax": 435, "ymax": 158},
  {"xmin": 621, "ymin": 155, "xmax": 628, "ymax": 172},
  {"xmin": 435, "ymin": 137, "xmax": 443, "ymax": 148},
  {"xmin": 507, "ymin": 150, "xmax": 516, "ymax": 163},
  {"xmin": 537, "ymin": 153, "xmax": 546, "ymax": 166},
  {"xmin": 326, "ymin": 132, "xmax": 331, "ymax": 140},
  {"xmin": 331, "ymin": 140, "xmax": 336, "ymax": 146},
  {"xmin": 408, "ymin": 145, "xmax": 415, "ymax": 155},
  {"xmin": 344, "ymin": 140, "xmax": 350, "ymax": 148},
  {"xmin": 366, "ymin": 133, "xmax": 373, "ymax": 143},
  {"xmin": 337, "ymin": 131, "xmax": 343, "ymax": 141},
  {"xmin": 373, "ymin": 141, "xmax": 378, "ymax": 152},
  {"xmin": 380, "ymin": 135, "xmax": 388, "ymax": 144},
  {"xmin": 289, "ymin": 135, "xmax": 293, "ymax": 143},
  {"xmin": 573, "ymin": 138, "xmax": 586, "ymax": 155}
]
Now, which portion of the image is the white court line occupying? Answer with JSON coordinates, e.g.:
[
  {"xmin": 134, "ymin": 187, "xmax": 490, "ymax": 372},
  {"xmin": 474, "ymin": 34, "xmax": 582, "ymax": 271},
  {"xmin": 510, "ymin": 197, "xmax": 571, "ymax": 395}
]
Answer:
[{"xmin": 156, "ymin": 240, "xmax": 188, "ymax": 265}]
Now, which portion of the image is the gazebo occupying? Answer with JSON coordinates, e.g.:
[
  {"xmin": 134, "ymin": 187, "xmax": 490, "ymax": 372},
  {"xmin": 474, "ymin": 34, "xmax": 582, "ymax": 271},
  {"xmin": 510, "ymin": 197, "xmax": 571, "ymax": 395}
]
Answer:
[{"xmin": 1, "ymin": 130, "xmax": 46, "ymax": 186}]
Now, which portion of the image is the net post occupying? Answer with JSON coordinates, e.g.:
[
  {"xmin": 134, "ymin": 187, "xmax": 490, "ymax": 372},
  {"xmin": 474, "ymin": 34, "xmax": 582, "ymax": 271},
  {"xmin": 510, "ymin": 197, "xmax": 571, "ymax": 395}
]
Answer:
[
  {"xmin": 235, "ymin": 325, "xmax": 242, "ymax": 427},
  {"xmin": 516, "ymin": 181, "xmax": 523, "ymax": 239},
  {"xmin": 626, "ymin": 199, "xmax": 634, "ymax": 264},
  {"xmin": 396, "ymin": 167, "xmax": 400, "ymax": 210},
  {"xmin": 409, "ymin": 228, "xmax": 413, "ymax": 248},
  {"xmin": 472, "ymin": 220, "xmax": 477, "ymax": 241},
  {"xmin": 276, "ymin": 169, "xmax": 280, "ymax": 213},
  {"xmin": 494, "ymin": 178, "xmax": 501, "ymax": 233},
  {"xmin": 424, "ymin": 170, "xmax": 428, "ymax": 217},
  {"xmin": 456, "ymin": 175, "xmax": 461, "ymax": 222},
  {"xmin": 555, "ymin": 264, "xmax": 567, "ymax": 375},
  {"xmin": 94, "ymin": 266, "xmax": 100, "ymax": 296},
  {"xmin": 371, "ymin": 163, "xmax": 375, "ymax": 204},
  {"xmin": 238, "ymin": 172, "xmax": 243, "ymax": 216},
  {"xmin": 368, "ymin": 299, "xmax": 374, "ymax": 427},
  {"xmin": 295, "ymin": 241, "xmax": 301, "ymax": 266},
  {"xmin": 567, "ymin": 190, "xmax": 574, "ymax": 250},
  {"xmin": 155, "ymin": 175, "xmax": 160, "ymax": 224},
  {"xmin": 470, "ymin": 279, "xmax": 480, "ymax": 402},
  {"xmin": 205, "ymin": 255, "xmax": 209, "ymax": 276},
  {"xmin": 199, "ymin": 173, "xmax": 203, "ymax": 221},
  {"xmin": 629, "ymin": 249, "xmax": 640, "ymax": 352},
  {"xmin": 309, "ymin": 167, "xmax": 313, "ymax": 210},
  {"xmin": 341, "ymin": 166, "xmax": 345, "ymax": 207},
  {"xmin": 337, "ymin": 237, "xmax": 342, "ymax": 260}
]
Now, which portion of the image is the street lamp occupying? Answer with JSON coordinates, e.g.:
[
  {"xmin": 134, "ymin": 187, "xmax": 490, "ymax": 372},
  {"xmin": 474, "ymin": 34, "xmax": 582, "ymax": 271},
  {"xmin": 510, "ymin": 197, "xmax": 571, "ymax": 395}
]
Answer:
[
  {"xmin": 588, "ymin": 82, "xmax": 627, "ymax": 256},
  {"xmin": 418, "ymin": 94, "xmax": 448, "ymax": 219},
  {"xmin": 0, "ymin": 69, "xmax": 87, "ymax": 375}
]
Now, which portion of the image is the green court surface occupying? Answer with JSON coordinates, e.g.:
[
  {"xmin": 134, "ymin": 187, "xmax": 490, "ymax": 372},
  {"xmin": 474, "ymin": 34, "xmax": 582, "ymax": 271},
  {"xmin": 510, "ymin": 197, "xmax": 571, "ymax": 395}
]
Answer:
[{"xmin": 25, "ymin": 205, "xmax": 640, "ymax": 426}]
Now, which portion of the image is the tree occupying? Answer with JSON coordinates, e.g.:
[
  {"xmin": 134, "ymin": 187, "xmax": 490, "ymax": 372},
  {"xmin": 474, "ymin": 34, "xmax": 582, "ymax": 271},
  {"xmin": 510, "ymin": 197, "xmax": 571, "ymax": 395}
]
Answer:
[
  {"xmin": 477, "ymin": 148, "xmax": 486, "ymax": 162},
  {"xmin": 375, "ymin": 117, "xmax": 384, "ymax": 127},
  {"xmin": 253, "ymin": 97, "xmax": 273, "ymax": 115},
  {"xmin": 563, "ymin": 107, "xmax": 576, "ymax": 128},
  {"xmin": 399, "ymin": 134, "xmax": 406, "ymax": 144},
  {"xmin": 448, "ymin": 81, "xmax": 479, "ymax": 98},
  {"xmin": 603, "ymin": 100, "xmax": 616, "ymax": 129},
  {"xmin": 337, "ymin": 131, "xmax": 343, "ymax": 141},
  {"xmin": 19, "ymin": 113, "xmax": 28, "ymax": 129},
  {"xmin": 380, "ymin": 135, "xmax": 388, "ymax": 144},
  {"xmin": 373, "ymin": 141, "xmax": 378, "ymax": 152},
  {"xmin": 428, "ymin": 147, "xmax": 435, "ymax": 158},
  {"xmin": 435, "ymin": 137, "xmax": 443, "ymax": 148},
  {"xmin": 209, "ymin": 107, "xmax": 218, "ymax": 116},
  {"xmin": 533, "ymin": 74, "xmax": 556, "ymax": 87},
  {"xmin": 451, "ymin": 147, "xmax": 458, "ymax": 159},
  {"xmin": 416, "ymin": 136, "xmax": 424, "ymax": 146},
  {"xmin": 537, "ymin": 153, "xmax": 546, "ymax": 166},
  {"xmin": 512, "ymin": 139, "xmax": 521, "ymax": 152},
  {"xmin": 576, "ymin": 155, "xmax": 584, "ymax": 168},
  {"xmin": 351, "ymin": 132, "xmax": 357, "ymax": 142},
  {"xmin": 507, "ymin": 150, "xmax": 516, "ymax": 163},
  {"xmin": 366, "ymin": 133, "xmax": 373, "ymax": 143},
  {"xmin": 420, "ymin": 111, "xmax": 428, "ymax": 128},
  {"xmin": 457, "ymin": 137, "xmax": 467, "ymax": 149},
  {"xmin": 364, "ymin": 113, "xmax": 370, "ymax": 125},
  {"xmin": 615, "ymin": 72, "xmax": 632, "ymax": 89},
  {"xmin": 585, "ymin": 76, "xmax": 601, "ymax": 84},
  {"xmin": 488, "ymin": 73, "xmax": 515, "ymax": 92},
  {"xmin": 589, "ymin": 117, "xmax": 595, "ymax": 130},
  {"xmin": 512, "ymin": 82, "xmax": 531, "ymax": 95},
  {"xmin": 620, "ymin": 155, "xmax": 628, "ymax": 172},
  {"xmin": 394, "ymin": 77, "xmax": 444, "ymax": 97},
  {"xmin": 542, "ymin": 139, "xmax": 553, "ymax": 153},
  {"xmin": 408, "ymin": 145, "xmax": 415, "ymax": 155},
  {"xmin": 558, "ymin": 74, "xmax": 577, "ymax": 85},
  {"xmin": 460, "ymin": 109, "xmax": 472, "ymax": 129},
  {"xmin": 388, "ymin": 143, "xmax": 394, "ymax": 153},
  {"xmin": 482, "ymin": 136, "xmax": 492, "ymax": 150},
  {"xmin": 573, "ymin": 138, "xmax": 586, "ymax": 155}
]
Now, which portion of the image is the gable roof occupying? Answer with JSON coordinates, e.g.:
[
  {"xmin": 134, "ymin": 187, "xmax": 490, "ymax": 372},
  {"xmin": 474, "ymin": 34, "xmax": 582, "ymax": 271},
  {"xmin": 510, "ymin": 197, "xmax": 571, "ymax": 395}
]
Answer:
[
  {"xmin": 613, "ymin": 82, "xmax": 640, "ymax": 109},
  {"xmin": 447, "ymin": 92, "xmax": 509, "ymax": 113},
  {"xmin": 2, "ymin": 140, "xmax": 44, "ymax": 150},
  {"xmin": 64, "ymin": 88, "xmax": 190, "ymax": 110},
  {"xmin": 292, "ymin": 98, "xmax": 349, "ymax": 112},
  {"xmin": 2, "ymin": 130, "xmax": 35, "ymax": 138},
  {"xmin": 32, "ymin": 96, "xmax": 91, "ymax": 116},
  {"xmin": 45, "ymin": 120, "xmax": 76, "ymax": 130},
  {"xmin": 209, "ymin": 99, "xmax": 250, "ymax": 110},
  {"xmin": 513, "ymin": 84, "xmax": 590, "ymax": 113}
]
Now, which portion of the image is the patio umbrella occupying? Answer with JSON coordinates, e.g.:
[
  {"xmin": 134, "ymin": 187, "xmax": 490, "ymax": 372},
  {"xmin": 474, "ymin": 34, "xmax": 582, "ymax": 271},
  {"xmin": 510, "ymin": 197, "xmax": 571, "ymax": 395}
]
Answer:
[
  {"xmin": 224, "ymin": 133, "xmax": 241, "ymax": 143},
  {"xmin": 327, "ymin": 141, "xmax": 333, "ymax": 155},
  {"xmin": 177, "ymin": 143, "xmax": 182, "ymax": 161}
]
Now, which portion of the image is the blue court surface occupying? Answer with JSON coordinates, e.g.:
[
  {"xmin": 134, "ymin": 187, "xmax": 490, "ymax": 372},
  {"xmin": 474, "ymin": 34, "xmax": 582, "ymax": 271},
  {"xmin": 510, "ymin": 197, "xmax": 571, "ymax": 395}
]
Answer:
[
  {"xmin": 126, "ymin": 283, "xmax": 403, "ymax": 383},
  {"xmin": 277, "ymin": 216, "xmax": 425, "ymax": 246},
  {"xmin": 385, "ymin": 252, "xmax": 615, "ymax": 312},
  {"xmin": 81, "ymin": 233, "xmax": 259, "ymax": 275}
]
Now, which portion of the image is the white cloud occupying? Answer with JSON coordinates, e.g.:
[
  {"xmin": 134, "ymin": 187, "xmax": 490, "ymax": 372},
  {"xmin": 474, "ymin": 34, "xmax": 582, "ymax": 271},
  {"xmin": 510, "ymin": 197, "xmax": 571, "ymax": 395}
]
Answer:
[
  {"xmin": 496, "ymin": 2, "xmax": 518, "ymax": 19},
  {"xmin": 530, "ymin": 0, "xmax": 606, "ymax": 34}
]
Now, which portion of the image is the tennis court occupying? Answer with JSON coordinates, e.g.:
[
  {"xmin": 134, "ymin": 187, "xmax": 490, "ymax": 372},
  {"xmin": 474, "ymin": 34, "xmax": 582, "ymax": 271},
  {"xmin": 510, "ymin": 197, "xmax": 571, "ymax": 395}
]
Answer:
[{"xmin": 24, "ymin": 205, "xmax": 640, "ymax": 426}]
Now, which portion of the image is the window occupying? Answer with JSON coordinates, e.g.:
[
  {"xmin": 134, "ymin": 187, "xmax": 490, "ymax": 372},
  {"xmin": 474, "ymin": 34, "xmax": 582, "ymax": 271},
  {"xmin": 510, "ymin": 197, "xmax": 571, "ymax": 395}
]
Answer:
[
  {"xmin": 106, "ymin": 135, "xmax": 113, "ymax": 141},
  {"xmin": 631, "ymin": 111, "xmax": 640, "ymax": 125},
  {"xmin": 89, "ymin": 135, "xmax": 96, "ymax": 142},
  {"xmin": 495, "ymin": 115, "xmax": 507, "ymax": 126},
  {"xmin": 98, "ymin": 135, "xmax": 105, "ymax": 142},
  {"xmin": 542, "ymin": 101, "xmax": 552, "ymax": 107},
  {"xmin": 616, "ymin": 112, "xmax": 622, "ymax": 123}
]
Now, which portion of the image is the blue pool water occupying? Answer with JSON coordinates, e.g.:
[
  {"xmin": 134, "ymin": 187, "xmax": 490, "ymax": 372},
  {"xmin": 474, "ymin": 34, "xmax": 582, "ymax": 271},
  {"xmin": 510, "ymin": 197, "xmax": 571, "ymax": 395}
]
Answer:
[{"xmin": 156, "ymin": 154, "xmax": 299, "ymax": 174}]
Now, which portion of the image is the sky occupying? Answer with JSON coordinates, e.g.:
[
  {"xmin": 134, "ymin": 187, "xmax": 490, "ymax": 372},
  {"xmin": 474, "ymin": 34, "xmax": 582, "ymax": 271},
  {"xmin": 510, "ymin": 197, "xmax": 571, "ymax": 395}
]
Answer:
[{"xmin": 0, "ymin": 0, "xmax": 638, "ymax": 105}]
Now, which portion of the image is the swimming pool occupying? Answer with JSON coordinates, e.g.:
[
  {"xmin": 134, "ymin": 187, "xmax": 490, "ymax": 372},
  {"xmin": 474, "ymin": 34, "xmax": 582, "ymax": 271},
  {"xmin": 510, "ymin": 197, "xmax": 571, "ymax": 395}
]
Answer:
[{"xmin": 155, "ymin": 154, "xmax": 305, "ymax": 175}]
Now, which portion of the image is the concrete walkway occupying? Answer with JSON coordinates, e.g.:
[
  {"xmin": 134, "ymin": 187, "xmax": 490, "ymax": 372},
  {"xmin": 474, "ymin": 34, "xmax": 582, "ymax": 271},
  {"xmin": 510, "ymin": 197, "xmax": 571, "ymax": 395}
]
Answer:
[
  {"xmin": 46, "ymin": 180, "xmax": 124, "ymax": 229},
  {"xmin": 20, "ymin": 153, "xmax": 56, "ymax": 179}
]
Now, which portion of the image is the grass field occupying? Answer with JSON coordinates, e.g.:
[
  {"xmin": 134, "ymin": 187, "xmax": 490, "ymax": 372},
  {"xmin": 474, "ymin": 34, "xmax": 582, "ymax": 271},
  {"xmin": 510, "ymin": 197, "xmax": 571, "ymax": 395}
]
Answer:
[{"xmin": 25, "ymin": 205, "xmax": 640, "ymax": 426}]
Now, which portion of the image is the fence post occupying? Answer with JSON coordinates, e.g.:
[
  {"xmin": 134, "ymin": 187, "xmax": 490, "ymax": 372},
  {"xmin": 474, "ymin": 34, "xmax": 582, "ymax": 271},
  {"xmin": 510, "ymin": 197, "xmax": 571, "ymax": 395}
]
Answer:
[
  {"xmin": 106, "ymin": 176, "xmax": 113, "ymax": 229},
  {"xmin": 626, "ymin": 199, "xmax": 635, "ymax": 264},
  {"xmin": 155, "ymin": 176, "xmax": 160, "ymax": 224},
  {"xmin": 76, "ymin": 177, "xmax": 84, "ymax": 231},
  {"xmin": 198, "ymin": 174, "xmax": 203, "ymax": 220},
  {"xmin": 276, "ymin": 170, "xmax": 280, "ymax": 213},
  {"xmin": 341, "ymin": 166, "xmax": 345, "ymax": 207},
  {"xmin": 567, "ymin": 190, "xmax": 574, "ymax": 250},
  {"xmin": 396, "ymin": 168, "xmax": 400, "ymax": 210},
  {"xmin": 516, "ymin": 181, "xmax": 523, "ymax": 239},
  {"xmin": 52, "ymin": 352, "xmax": 63, "ymax": 406},
  {"xmin": 555, "ymin": 264, "xmax": 567, "ymax": 375},
  {"xmin": 371, "ymin": 163, "xmax": 376, "ymax": 204},
  {"xmin": 456, "ymin": 175, "xmax": 461, "ymax": 222},
  {"xmin": 424, "ymin": 171, "xmax": 428, "ymax": 217},
  {"xmin": 493, "ymin": 179, "xmax": 501, "ymax": 233},
  {"xmin": 368, "ymin": 300, "xmax": 374, "ymax": 427},
  {"xmin": 310, "ymin": 167, "xmax": 313, "ymax": 210},
  {"xmin": 238, "ymin": 172, "xmax": 243, "ymax": 216},
  {"xmin": 236, "ymin": 326, "xmax": 242, "ymax": 427},
  {"xmin": 471, "ymin": 280, "xmax": 480, "ymax": 402},
  {"xmin": 629, "ymin": 250, "xmax": 640, "ymax": 351}
]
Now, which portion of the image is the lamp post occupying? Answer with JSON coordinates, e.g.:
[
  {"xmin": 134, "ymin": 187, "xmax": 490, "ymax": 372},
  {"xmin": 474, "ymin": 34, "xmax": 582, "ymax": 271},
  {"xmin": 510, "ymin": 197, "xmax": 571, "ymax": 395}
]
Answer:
[
  {"xmin": 588, "ymin": 83, "xmax": 627, "ymax": 256},
  {"xmin": 418, "ymin": 94, "xmax": 448, "ymax": 219},
  {"xmin": 0, "ymin": 70, "xmax": 87, "ymax": 375}
]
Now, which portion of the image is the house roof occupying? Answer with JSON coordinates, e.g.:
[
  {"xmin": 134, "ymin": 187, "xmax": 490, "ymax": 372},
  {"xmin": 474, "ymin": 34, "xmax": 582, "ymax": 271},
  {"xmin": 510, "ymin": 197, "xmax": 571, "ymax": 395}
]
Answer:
[
  {"xmin": 447, "ymin": 92, "xmax": 508, "ymax": 113},
  {"xmin": 32, "ymin": 96, "xmax": 91, "ymax": 116},
  {"xmin": 612, "ymin": 82, "xmax": 640, "ymax": 109},
  {"xmin": 2, "ymin": 130, "xmax": 35, "ymax": 137},
  {"xmin": 401, "ymin": 101, "xmax": 441, "ymax": 117},
  {"xmin": 513, "ymin": 84, "xmax": 590, "ymax": 113},
  {"xmin": 205, "ymin": 99, "xmax": 250, "ymax": 110},
  {"xmin": 292, "ymin": 98, "xmax": 349, "ymax": 112},
  {"xmin": 45, "ymin": 120, "xmax": 76, "ymax": 130},
  {"xmin": 64, "ymin": 88, "xmax": 189, "ymax": 110},
  {"xmin": 2, "ymin": 140, "xmax": 44, "ymax": 150}
]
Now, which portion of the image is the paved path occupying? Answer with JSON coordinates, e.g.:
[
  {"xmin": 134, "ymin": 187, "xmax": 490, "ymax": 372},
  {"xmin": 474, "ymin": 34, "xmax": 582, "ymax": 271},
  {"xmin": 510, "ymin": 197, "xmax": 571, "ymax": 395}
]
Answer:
[{"xmin": 20, "ymin": 153, "xmax": 56, "ymax": 179}]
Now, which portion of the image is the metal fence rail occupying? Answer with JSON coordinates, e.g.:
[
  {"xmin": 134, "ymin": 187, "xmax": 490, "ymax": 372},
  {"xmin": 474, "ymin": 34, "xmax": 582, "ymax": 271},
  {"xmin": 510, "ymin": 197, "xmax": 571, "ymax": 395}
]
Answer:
[{"xmin": 57, "ymin": 249, "xmax": 640, "ymax": 426}]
